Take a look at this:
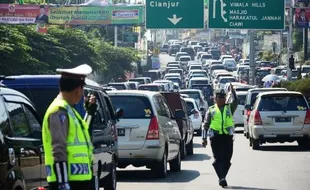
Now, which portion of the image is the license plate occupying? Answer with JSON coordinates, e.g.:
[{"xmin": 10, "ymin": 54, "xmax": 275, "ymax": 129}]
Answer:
[
  {"xmin": 117, "ymin": 129, "xmax": 125, "ymax": 136},
  {"xmin": 275, "ymin": 117, "xmax": 291, "ymax": 122}
]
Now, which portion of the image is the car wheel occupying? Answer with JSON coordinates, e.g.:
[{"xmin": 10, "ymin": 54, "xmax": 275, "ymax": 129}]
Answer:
[
  {"xmin": 180, "ymin": 140, "xmax": 187, "ymax": 159},
  {"xmin": 246, "ymin": 132, "xmax": 249, "ymax": 139},
  {"xmin": 152, "ymin": 150, "xmax": 167, "ymax": 178},
  {"xmin": 169, "ymin": 149, "xmax": 181, "ymax": 172},
  {"xmin": 186, "ymin": 138, "xmax": 194, "ymax": 155},
  {"xmin": 252, "ymin": 138, "xmax": 260, "ymax": 150},
  {"xmin": 298, "ymin": 139, "xmax": 310, "ymax": 149},
  {"xmin": 101, "ymin": 158, "xmax": 117, "ymax": 190},
  {"xmin": 249, "ymin": 137, "xmax": 252, "ymax": 147}
]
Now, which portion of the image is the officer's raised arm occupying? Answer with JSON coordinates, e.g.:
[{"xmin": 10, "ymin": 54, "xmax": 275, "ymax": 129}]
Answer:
[{"xmin": 228, "ymin": 83, "xmax": 238, "ymax": 115}]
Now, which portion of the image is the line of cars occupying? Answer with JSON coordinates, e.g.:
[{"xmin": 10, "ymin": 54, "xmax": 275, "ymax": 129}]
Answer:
[{"xmin": 0, "ymin": 72, "xmax": 209, "ymax": 190}]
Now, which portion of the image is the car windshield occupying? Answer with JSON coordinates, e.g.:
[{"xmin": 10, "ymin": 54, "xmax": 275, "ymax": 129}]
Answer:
[
  {"xmin": 166, "ymin": 78, "xmax": 181, "ymax": 84},
  {"xmin": 191, "ymin": 66, "xmax": 202, "ymax": 70},
  {"xmin": 219, "ymin": 78, "xmax": 236, "ymax": 83},
  {"xmin": 257, "ymin": 70, "xmax": 270, "ymax": 76},
  {"xmin": 237, "ymin": 94, "xmax": 246, "ymax": 105},
  {"xmin": 191, "ymin": 85, "xmax": 213, "ymax": 95},
  {"xmin": 225, "ymin": 60, "xmax": 235, "ymax": 65},
  {"xmin": 169, "ymin": 70, "xmax": 182, "ymax": 75},
  {"xmin": 302, "ymin": 67, "xmax": 310, "ymax": 73},
  {"xmin": 138, "ymin": 86, "xmax": 159, "ymax": 91},
  {"xmin": 128, "ymin": 83, "xmax": 137, "ymax": 89},
  {"xmin": 211, "ymin": 65, "xmax": 225, "ymax": 70},
  {"xmin": 190, "ymin": 74, "xmax": 206, "ymax": 79},
  {"xmin": 181, "ymin": 91, "xmax": 200, "ymax": 100},
  {"xmin": 109, "ymin": 84, "xmax": 126, "ymax": 90},
  {"xmin": 257, "ymin": 95, "xmax": 308, "ymax": 111},
  {"xmin": 259, "ymin": 62, "xmax": 274, "ymax": 67},
  {"xmin": 180, "ymin": 57, "xmax": 191, "ymax": 61},
  {"xmin": 110, "ymin": 96, "xmax": 154, "ymax": 118},
  {"xmin": 201, "ymin": 55, "xmax": 212, "ymax": 59},
  {"xmin": 275, "ymin": 68, "xmax": 285, "ymax": 75},
  {"xmin": 211, "ymin": 50, "xmax": 220, "ymax": 57},
  {"xmin": 192, "ymin": 80, "xmax": 209, "ymax": 85},
  {"xmin": 238, "ymin": 67, "xmax": 249, "ymax": 73},
  {"xmin": 129, "ymin": 79, "xmax": 145, "ymax": 84},
  {"xmin": 292, "ymin": 71, "xmax": 299, "ymax": 77}
]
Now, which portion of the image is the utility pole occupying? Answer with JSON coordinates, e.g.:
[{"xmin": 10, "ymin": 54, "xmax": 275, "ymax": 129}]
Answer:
[
  {"xmin": 287, "ymin": 6, "xmax": 293, "ymax": 81},
  {"xmin": 114, "ymin": 26, "xmax": 118, "ymax": 47},
  {"xmin": 249, "ymin": 30, "xmax": 256, "ymax": 85}
]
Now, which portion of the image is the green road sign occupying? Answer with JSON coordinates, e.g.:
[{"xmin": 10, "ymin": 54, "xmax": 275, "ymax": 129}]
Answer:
[
  {"xmin": 146, "ymin": 0, "xmax": 205, "ymax": 29},
  {"xmin": 123, "ymin": 32, "xmax": 139, "ymax": 43},
  {"xmin": 208, "ymin": 0, "xmax": 285, "ymax": 30}
]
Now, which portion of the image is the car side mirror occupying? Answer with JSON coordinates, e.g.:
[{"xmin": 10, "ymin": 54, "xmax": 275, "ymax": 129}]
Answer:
[
  {"xmin": 175, "ymin": 109, "xmax": 185, "ymax": 119},
  {"xmin": 116, "ymin": 108, "xmax": 124, "ymax": 119},
  {"xmin": 199, "ymin": 107, "xmax": 205, "ymax": 112},
  {"xmin": 190, "ymin": 109, "xmax": 196, "ymax": 115}
]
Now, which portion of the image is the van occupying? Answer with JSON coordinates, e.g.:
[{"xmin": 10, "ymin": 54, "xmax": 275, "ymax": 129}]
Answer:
[{"xmin": 2, "ymin": 75, "xmax": 119, "ymax": 190}]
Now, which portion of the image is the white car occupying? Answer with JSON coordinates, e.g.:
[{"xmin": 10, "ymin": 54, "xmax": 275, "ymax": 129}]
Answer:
[
  {"xmin": 184, "ymin": 98, "xmax": 203, "ymax": 135},
  {"xmin": 234, "ymin": 91, "xmax": 247, "ymax": 128}
]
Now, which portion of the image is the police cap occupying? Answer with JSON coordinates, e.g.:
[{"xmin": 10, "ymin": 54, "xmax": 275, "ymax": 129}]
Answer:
[
  {"xmin": 56, "ymin": 64, "xmax": 92, "ymax": 82},
  {"xmin": 214, "ymin": 88, "xmax": 226, "ymax": 98}
]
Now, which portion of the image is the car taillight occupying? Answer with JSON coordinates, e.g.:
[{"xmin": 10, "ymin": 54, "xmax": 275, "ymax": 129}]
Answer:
[
  {"xmin": 194, "ymin": 111, "xmax": 199, "ymax": 118},
  {"xmin": 254, "ymin": 110, "xmax": 262, "ymax": 125},
  {"xmin": 113, "ymin": 125, "xmax": 118, "ymax": 141},
  {"xmin": 246, "ymin": 109, "xmax": 251, "ymax": 122},
  {"xmin": 146, "ymin": 117, "xmax": 159, "ymax": 140},
  {"xmin": 38, "ymin": 187, "xmax": 45, "ymax": 190},
  {"xmin": 304, "ymin": 110, "xmax": 310, "ymax": 124}
]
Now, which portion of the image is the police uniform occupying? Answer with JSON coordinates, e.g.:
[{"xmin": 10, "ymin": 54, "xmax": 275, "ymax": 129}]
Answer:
[
  {"xmin": 42, "ymin": 64, "xmax": 95, "ymax": 190},
  {"xmin": 202, "ymin": 88, "xmax": 238, "ymax": 187}
]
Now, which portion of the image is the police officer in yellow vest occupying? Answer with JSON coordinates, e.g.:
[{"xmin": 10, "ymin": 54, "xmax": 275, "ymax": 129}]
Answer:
[
  {"xmin": 42, "ymin": 64, "xmax": 97, "ymax": 190},
  {"xmin": 202, "ymin": 84, "xmax": 238, "ymax": 187}
]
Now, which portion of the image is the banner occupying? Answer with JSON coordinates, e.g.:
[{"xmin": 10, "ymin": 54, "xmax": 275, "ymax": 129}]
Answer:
[
  {"xmin": 49, "ymin": 5, "xmax": 144, "ymax": 25},
  {"xmin": 294, "ymin": 8, "xmax": 310, "ymax": 28},
  {"xmin": 0, "ymin": 4, "xmax": 49, "ymax": 24}
]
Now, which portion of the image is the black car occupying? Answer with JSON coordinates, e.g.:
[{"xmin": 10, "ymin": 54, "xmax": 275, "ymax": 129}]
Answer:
[
  {"xmin": 191, "ymin": 84, "xmax": 214, "ymax": 106},
  {"xmin": 2, "ymin": 75, "xmax": 119, "ymax": 190},
  {"xmin": 180, "ymin": 47, "xmax": 195, "ymax": 60},
  {"xmin": 0, "ymin": 86, "xmax": 44, "ymax": 190},
  {"xmin": 168, "ymin": 44, "xmax": 181, "ymax": 56}
]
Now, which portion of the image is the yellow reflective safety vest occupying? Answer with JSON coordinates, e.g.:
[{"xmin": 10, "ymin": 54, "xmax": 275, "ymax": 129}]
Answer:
[
  {"xmin": 42, "ymin": 99, "xmax": 93, "ymax": 182},
  {"xmin": 209, "ymin": 104, "xmax": 234, "ymax": 135}
]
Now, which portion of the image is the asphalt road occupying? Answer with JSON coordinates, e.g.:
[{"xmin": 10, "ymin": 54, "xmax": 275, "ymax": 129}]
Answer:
[
  {"xmin": 115, "ymin": 53, "xmax": 310, "ymax": 190},
  {"xmin": 117, "ymin": 131, "xmax": 310, "ymax": 190}
]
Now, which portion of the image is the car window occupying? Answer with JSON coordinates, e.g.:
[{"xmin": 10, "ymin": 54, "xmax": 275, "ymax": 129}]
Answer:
[
  {"xmin": 257, "ymin": 95, "xmax": 308, "ymax": 111},
  {"xmin": 138, "ymin": 86, "xmax": 160, "ymax": 92},
  {"xmin": 181, "ymin": 92, "xmax": 200, "ymax": 100},
  {"xmin": 153, "ymin": 96, "xmax": 170, "ymax": 117},
  {"xmin": 104, "ymin": 95, "xmax": 117, "ymax": 121},
  {"xmin": 23, "ymin": 105, "xmax": 41, "ymax": 132},
  {"xmin": 186, "ymin": 101, "xmax": 195, "ymax": 113},
  {"xmin": 0, "ymin": 98, "xmax": 11, "ymax": 136},
  {"xmin": 160, "ymin": 97, "xmax": 172, "ymax": 118},
  {"xmin": 192, "ymin": 80, "xmax": 209, "ymax": 85},
  {"xmin": 237, "ymin": 95, "xmax": 246, "ymax": 105},
  {"xmin": 180, "ymin": 57, "xmax": 190, "ymax": 61},
  {"xmin": 129, "ymin": 79, "xmax": 145, "ymax": 84},
  {"xmin": 191, "ymin": 66, "xmax": 202, "ymax": 70},
  {"xmin": 219, "ymin": 78, "xmax": 236, "ymax": 83},
  {"xmin": 5, "ymin": 102, "xmax": 30, "ymax": 137},
  {"xmin": 17, "ymin": 88, "xmax": 58, "ymax": 119},
  {"xmin": 110, "ymin": 96, "xmax": 153, "ymax": 119},
  {"xmin": 91, "ymin": 91, "xmax": 107, "ymax": 128}
]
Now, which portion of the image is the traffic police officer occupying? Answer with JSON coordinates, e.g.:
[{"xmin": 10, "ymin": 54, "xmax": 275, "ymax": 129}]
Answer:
[
  {"xmin": 202, "ymin": 84, "xmax": 238, "ymax": 187},
  {"xmin": 42, "ymin": 64, "xmax": 97, "ymax": 190}
]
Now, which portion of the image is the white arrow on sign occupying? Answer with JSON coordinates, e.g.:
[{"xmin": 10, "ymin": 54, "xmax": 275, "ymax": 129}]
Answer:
[{"xmin": 167, "ymin": 14, "xmax": 182, "ymax": 25}]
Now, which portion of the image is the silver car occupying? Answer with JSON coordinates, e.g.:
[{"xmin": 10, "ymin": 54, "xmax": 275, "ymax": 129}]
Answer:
[
  {"xmin": 107, "ymin": 90, "xmax": 183, "ymax": 178},
  {"xmin": 248, "ymin": 91, "xmax": 310, "ymax": 150}
]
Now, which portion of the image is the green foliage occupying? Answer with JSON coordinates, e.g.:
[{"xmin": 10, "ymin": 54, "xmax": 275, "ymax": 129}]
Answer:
[
  {"xmin": 262, "ymin": 50, "xmax": 278, "ymax": 61},
  {"xmin": 0, "ymin": 25, "xmax": 138, "ymax": 81},
  {"xmin": 279, "ymin": 78, "xmax": 310, "ymax": 96}
]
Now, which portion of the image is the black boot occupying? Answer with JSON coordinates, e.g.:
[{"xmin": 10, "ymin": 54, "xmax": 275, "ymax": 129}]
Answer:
[{"xmin": 219, "ymin": 178, "xmax": 228, "ymax": 187}]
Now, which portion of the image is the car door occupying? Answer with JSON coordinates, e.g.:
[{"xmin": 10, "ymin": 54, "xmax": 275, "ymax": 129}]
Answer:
[
  {"xmin": 181, "ymin": 99, "xmax": 193, "ymax": 144},
  {"xmin": 2, "ymin": 95, "xmax": 44, "ymax": 190},
  {"xmin": 158, "ymin": 96, "xmax": 180, "ymax": 160}
]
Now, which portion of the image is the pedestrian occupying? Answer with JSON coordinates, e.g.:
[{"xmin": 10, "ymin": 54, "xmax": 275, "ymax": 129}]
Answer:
[
  {"xmin": 42, "ymin": 64, "xmax": 98, "ymax": 190},
  {"xmin": 202, "ymin": 84, "xmax": 238, "ymax": 187}
]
